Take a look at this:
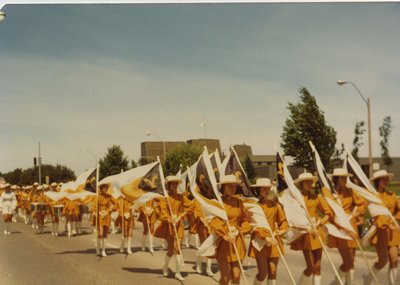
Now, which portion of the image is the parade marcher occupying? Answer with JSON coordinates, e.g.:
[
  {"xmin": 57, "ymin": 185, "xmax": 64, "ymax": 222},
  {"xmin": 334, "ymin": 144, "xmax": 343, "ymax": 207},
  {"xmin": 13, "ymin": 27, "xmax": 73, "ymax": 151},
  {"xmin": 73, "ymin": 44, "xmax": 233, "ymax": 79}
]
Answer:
[
  {"xmin": 209, "ymin": 174, "xmax": 251, "ymax": 285},
  {"xmin": 364, "ymin": 170, "xmax": 400, "ymax": 285},
  {"xmin": 46, "ymin": 182, "xmax": 65, "ymax": 236},
  {"xmin": 0, "ymin": 183, "xmax": 17, "ymax": 234},
  {"xmin": 31, "ymin": 185, "xmax": 48, "ymax": 234},
  {"xmin": 30, "ymin": 182, "xmax": 40, "ymax": 229},
  {"xmin": 183, "ymin": 190, "xmax": 200, "ymax": 249},
  {"xmin": 22, "ymin": 185, "xmax": 33, "ymax": 224},
  {"xmin": 93, "ymin": 183, "xmax": 117, "ymax": 257},
  {"xmin": 137, "ymin": 198, "xmax": 158, "ymax": 254},
  {"xmin": 326, "ymin": 168, "xmax": 367, "ymax": 285},
  {"xmin": 115, "ymin": 196, "xmax": 135, "ymax": 254},
  {"xmin": 154, "ymin": 175, "xmax": 194, "ymax": 281},
  {"xmin": 248, "ymin": 178, "xmax": 288, "ymax": 285},
  {"xmin": 62, "ymin": 196, "xmax": 81, "ymax": 237},
  {"xmin": 290, "ymin": 172, "xmax": 333, "ymax": 285}
]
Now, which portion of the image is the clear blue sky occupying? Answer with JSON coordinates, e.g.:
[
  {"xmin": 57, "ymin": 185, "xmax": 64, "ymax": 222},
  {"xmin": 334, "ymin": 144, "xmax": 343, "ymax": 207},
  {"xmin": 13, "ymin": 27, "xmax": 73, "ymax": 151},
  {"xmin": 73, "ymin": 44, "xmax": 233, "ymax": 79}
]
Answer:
[{"xmin": 1, "ymin": 3, "xmax": 399, "ymax": 175}]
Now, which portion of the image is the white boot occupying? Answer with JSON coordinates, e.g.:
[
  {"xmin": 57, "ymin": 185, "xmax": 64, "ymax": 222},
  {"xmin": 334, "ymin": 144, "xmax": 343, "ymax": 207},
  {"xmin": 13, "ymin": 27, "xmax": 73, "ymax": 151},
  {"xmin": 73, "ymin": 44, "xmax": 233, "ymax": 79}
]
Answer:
[
  {"xmin": 163, "ymin": 254, "xmax": 171, "ymax": 276},
  {"xmin": 363, "ymin": 266, "xmax": 380, "ymax": 285},
  {"xmin": 111, "ymin": 221, "xmax": 116, "ymax": 234},
  {"xmin": 196, "ymin": 256, "xmax": 202, "ymax": 274},
  {"xmin": 141, "ymin": 234, "xmax": 147, "ymax": 251},
  {"xmin": 206, "ymin": 258, "xmax": 214, "ymax": 276},
  {"xmin": 253, "ymin": 277, "xmax": 263, "ymax": 285},
  {"xmin": 54, "ymin": 223, "xmax": 59, "ymax": 236},
  {"xmin": 67, "ymin": 222, "xmax": 72, "ymax": 237},
  {"xmin": 298, "ymin": 273, "xmax": 312, "ymax": 285},
  {"xmin": 346, "ymin": 269, "xmax": 354, "ymax": 285},
  {"xmin": 77, "ymin": 222, "xmax": 82, "ymax": 234},
  {"xmin": 148, "ymin": 234, "xmax": 154, "ymax": 253},
  {"xmin": 51, "ymin": 223, "xmax": 55, "ymax": 236},
  {"xmin": 175, "ymin": 255, "xmax": 185, "ymax": 281},
  {"xmin": 120, "ymin": 238, "xmax": 126, "ymax": 253},
  {"xmin": 71, "ymin": 221, "xmax": 77, "ymax": 235},
  {"xmin": 331, "ymin": 269, "xmax": 346, "ymax": 285},
  {"xmin": 127, "ymin": 238, "xmax": 132, "ymax": 255},
  {"xmin": 6, "ymin": 222, "xmax": 11, "ymax": 234},
  {"xmin": 389, "ymin": 268, "xmax": 398, "ymax": 285},
  {"xmin": 183, "ymin": 233, "xmax": 189, "ymax": 247},
  {"xmin": 313, "ymin": 275, "xmax": 322, "ymax": 285},
  {"xmin": 194, "ymin": 234, "xmax": 200, "ymax": 249},
  {"xmin": 101, "ymin": 239, "xmax": 107, "ymax": 257},
  {"xmin": 267, "ymin": 280, "xmax": 276, "ymax": 285},
  {"xmin": 96, "ymin": 238, "xmax": 100, "ymax": 255},
  {"xmin": 162, "ymin": 239, "xmax": 167, "ymax": 249}
]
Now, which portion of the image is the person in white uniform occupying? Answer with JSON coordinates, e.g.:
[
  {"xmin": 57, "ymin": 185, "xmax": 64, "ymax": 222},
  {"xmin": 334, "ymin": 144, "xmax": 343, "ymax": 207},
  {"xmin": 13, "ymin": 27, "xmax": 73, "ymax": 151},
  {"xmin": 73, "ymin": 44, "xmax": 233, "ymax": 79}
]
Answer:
[{"xmin": 0, "ymin": 183, "xmax": 17, "ymax": 234}]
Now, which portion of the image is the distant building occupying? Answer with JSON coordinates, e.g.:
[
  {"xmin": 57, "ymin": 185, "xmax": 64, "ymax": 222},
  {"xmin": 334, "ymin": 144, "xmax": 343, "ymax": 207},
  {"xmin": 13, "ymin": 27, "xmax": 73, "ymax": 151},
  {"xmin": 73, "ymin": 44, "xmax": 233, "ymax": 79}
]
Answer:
[
  {"xmin": 358, "ymin": 157, "xmax": 400, "ymax": 179},
  {"xmin": 140, "ymin": 138, "xmax": 221, "ymax": 163}
]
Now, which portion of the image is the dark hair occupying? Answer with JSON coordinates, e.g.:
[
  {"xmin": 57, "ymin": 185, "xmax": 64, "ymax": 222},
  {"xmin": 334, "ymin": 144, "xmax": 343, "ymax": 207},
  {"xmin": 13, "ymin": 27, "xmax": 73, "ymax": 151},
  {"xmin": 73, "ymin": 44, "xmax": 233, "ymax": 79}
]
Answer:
[
  {"xmin": 373, "ymin": 178, "xmax": 380, "ymax": 190},
  {"xmin": 332, "ymin": 176, "xmax": 340, "ymax": 188}
]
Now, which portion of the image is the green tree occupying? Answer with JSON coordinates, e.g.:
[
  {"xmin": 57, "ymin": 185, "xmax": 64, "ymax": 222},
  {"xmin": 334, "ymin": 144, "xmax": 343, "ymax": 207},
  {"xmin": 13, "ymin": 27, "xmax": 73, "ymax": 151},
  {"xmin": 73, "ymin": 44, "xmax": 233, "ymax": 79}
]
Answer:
[
  {"xmin": 99, "ymin": 145, "xmax": 129, "ymax": 179},
  {"xmin": 3, "ymin": 164, "xmax": 75, "ymax": 185},
  {"xmin": 244, "ymin": 155, "xmax": 256, "ymax": 181},
  {"xmin": 281, "ymin": 87, "xmax": 338, "ymax": 171},
  {"xmin": 351, "ymin": 121, "xmax": 366, "ymax": 162},
  {"xmin": 130, "ymin": 159, "xmax": 138, "ymax": 169},
  {"xmin": 165, "ymin": 144, "xmax": 202, "ymax": 175},
  {"xmin": 379, "ymin": 116, "xmax": 394, "ymax": 170}
]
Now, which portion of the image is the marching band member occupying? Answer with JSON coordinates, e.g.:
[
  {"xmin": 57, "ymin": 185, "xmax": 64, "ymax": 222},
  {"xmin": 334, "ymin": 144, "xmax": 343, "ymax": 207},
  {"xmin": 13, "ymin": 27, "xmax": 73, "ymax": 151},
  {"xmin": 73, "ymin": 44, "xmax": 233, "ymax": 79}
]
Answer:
[
  {"xmin": 327, "ymin": 168, "xmax": 367, "ymax": 285},
  {"xmin": 248, "ymin": 178, "xmax": 288, "ymax": 285},
  {"xmin": 30, "ymin": 182, "xmax": 40, "ymax": 229},
  {"xmin": 0, "ymin": 183, "xmax": 17, "ymax": 234},
  {"xmin": 209, "ymin": 174, "xmax": 251, "ymax": 285},
  {"xmin": 364, "ymin": 170, "xmax": 400, "ymax": 285},
  {"xmin": 137, "ymin": 198, "xmax": 158, "ymax": 253},
  {"xmin": 62, "ymin": 196, "xmax": 81, "ymax": 237},
  {"xmin": 47, "ymin": 182, "xmax": 65, "ymax": 236},
  {"xmin": 22, "ymin": 185, "xmax": 33, "ymax": 224},
  {"xmin": 290, "ymin": 172, "xmax": 333, "ymax": 285},
  {"xmin": 154, "ymin": 175, "xmax": 194, "ymax": 281},
  {"xmin": 94, "ymin": 182, "xmax": 117, "ymax": 257},
  {"xmin": 116, "ymin": 196, "xmax": 135, "ymax": 254},
  {"xmin": 31, "ymin": 185, "xmax": 48, "ymax": 234}
]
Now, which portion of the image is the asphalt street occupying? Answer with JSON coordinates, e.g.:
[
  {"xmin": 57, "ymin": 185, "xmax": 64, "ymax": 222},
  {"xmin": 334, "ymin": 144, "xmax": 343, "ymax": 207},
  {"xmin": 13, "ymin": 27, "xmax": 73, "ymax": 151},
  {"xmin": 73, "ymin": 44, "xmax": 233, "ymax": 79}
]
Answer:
[{"xmin": 0, "ymin": 216, "xmax": 390, "ymax": 285}]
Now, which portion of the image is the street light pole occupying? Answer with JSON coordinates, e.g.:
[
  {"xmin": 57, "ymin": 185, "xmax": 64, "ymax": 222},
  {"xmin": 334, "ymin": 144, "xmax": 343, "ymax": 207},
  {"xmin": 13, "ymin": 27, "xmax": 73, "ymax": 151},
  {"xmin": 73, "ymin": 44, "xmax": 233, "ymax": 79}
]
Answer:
[
  {"xmin": 146, "ymin": 132, "xmax": 166, "ymax": 161},
  {"xmin": 337, "ymin": 80, "xmax": 372, "ymax": 177}
]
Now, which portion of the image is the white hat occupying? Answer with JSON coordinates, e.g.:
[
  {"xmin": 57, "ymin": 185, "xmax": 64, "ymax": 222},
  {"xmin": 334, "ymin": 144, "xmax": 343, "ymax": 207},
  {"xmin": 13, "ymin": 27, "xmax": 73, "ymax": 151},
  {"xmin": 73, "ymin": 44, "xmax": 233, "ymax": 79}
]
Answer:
[
  {"xmin": 165, "ymin": 176, "xmax": 183, "ymax": 184},
  {"xmin": 218, "ymin": 174, "xmax": 240, "ymax": 185},
  {"xmin": 33, "ymin": 182, "xmax": 39, "ymax": 186},
  {"xmin": 11, "ymin": 185, "xmax": 17, "ymax": 190},
  {"xmin": 51, "ymin": 182, "xmax": 57, "ymax": 187},
  {"xmin": 4, "ymin": 183, "xmax": 11, "ymax": 188},
  {"xmin": 370, "ymin": 170, "xmax": 394, "ymax": 181},
  {"xmin": 332, "ymin": 168, "xmax": 353, "ymax": 177},
  {"xmin": 37, "ymin": 185, "xmax": 43, "ymax": 190},
  {"xmin": 251, "ymin": 178, "xmax": 272, "ymax": 188},
  {"xmin": 294, "ymin": 172, "xmax": 318, "ymax": 185}
]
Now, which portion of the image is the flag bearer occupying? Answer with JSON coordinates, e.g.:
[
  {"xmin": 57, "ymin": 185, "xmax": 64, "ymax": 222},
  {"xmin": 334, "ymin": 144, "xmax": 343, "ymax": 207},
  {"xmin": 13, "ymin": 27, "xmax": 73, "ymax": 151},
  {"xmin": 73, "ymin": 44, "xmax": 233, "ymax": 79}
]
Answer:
[
  {"xmin": 137, "ymin": 198, "xmax": 158, "ymax": 253},
  {"xmin": 116, "ymin": 196, "xmax": 135, "ymax": 254}
]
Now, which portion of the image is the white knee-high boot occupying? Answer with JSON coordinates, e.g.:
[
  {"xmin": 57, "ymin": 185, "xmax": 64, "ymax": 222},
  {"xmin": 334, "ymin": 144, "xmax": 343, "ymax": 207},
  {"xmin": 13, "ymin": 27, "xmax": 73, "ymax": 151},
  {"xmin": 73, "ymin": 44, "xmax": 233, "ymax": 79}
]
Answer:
[
  {"xmin": 175, "ymin": 254, "xmax": 185, "ymax": 281},
  {"xmin": 127, "ymin": 238, "xmax": 132, "ymax": 255},
  {"xmin": 120, "ymin": 238, "xmax": 125, "ymax": 253},
  {"xmin": 141, "ymin": 235, "xmax": 147, "ymax": 251},
  {"xmin": 163, "ymin": 254, "xmax": 171, "ymax": 276},
  {"xmin": 67, "ymin": 222, "xmax": 72, "ymax": 237},
  {"xmin": 267, "ymin": 279, "xmax": 276, "ymax": 285},
  {"xmin": 346, "ymin": 269, "xmax": 354, "ymax": 285},
  {"xmin": 206, "ymin": 258, "xmax": 214, "ymax": 276},
  {"xmin": 389, "ymin": 268, "xmax": 398, "ymax": 285},
  {"xmin": 148, "ymin": 234, "xmax": 154, "ymax": 253},
  {"xmin": 96, "ymin": 238, "xmax": 100, "ymax": 255},
  {"xmin": 313, "ymin": 274, "xmax": 322, "ymax": 285},
  {"xmin": 101, "ymin": 238, "xmax": 107, "ymax": 257},
  {"xmin": 196, "ymin": 256, "xmax": 202, "ymax": 274},
  {"xmin": 54, "ymin": 223, "xmax": 59, "ymax": 236},
  {"xmin": 253, "ymin": 277, "xmax": 263, "ymax": 285},
  {"xmin": 71, "ymin": 221, "xmax": 77, "ymax": 235}
]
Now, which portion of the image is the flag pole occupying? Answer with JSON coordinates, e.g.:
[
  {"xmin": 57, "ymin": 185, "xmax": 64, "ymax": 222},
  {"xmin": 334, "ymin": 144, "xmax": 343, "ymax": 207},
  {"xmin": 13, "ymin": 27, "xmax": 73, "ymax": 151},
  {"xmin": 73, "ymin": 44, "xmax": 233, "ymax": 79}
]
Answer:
[
  {"xmin": 95, "ymin": 162, "xmax": 99, "ymax": 241},
  {"xmin": 158, "ymin": 157, "xmax": 185, "ymax": 266}
]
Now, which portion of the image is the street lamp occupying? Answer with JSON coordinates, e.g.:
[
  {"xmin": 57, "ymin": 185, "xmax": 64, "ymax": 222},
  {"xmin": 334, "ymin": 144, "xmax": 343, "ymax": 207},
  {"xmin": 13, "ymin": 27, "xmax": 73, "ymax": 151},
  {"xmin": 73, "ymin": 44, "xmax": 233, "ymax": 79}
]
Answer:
[
  {"xmin": 146, "ymin": 132, "xmax": 166, "ymax": 161},
  {"xmin": 336, "ymin": 80, "xmax": 372, "ymax": 177}
]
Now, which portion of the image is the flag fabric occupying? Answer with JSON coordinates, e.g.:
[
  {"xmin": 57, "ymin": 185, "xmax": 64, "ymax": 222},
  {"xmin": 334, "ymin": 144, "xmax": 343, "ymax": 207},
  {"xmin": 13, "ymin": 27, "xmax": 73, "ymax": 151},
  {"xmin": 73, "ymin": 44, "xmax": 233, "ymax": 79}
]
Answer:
[
  {"xmin": 345, "ymin": 151, "xmax": 391, "ymax": 217},
  {"xmin": 189, "ymin": 149, "xmax": 227, "ymax": 220},
  {"xmin": 99, "ymin": 161, "xmax": 164, "ymax": 206},
  {"xmin": 221, "ymin": 147, "xmax": 254, "ymax": 197},
  {"xmin": 61, "ymin": 168, "xmax": 97, "ymax": 193},
  {"xmin": 210, "ymin": 150, "xmax": 222, "ymax": 183},
  {"xmin": 276, "ymin": 152, "xmax": 288, "ymax": 192},
  {"xmin": 309, "ymin": 142, "xmax": 354, "ymax": 236}
]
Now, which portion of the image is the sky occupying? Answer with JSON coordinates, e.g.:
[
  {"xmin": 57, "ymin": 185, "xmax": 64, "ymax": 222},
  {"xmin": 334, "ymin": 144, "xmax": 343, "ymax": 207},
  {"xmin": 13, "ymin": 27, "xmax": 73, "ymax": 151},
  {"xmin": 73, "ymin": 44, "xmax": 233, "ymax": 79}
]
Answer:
[{"xmin": 0, "ymin": 2, "xmax": 399, "ymax": 175}]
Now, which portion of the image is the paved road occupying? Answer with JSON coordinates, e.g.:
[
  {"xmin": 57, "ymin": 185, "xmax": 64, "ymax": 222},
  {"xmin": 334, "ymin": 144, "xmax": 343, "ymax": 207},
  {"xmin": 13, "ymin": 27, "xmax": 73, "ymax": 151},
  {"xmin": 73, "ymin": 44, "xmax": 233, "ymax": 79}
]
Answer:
[{"xmin": 0, "ymin": 217, "xmax": 390, "ymax": 285}]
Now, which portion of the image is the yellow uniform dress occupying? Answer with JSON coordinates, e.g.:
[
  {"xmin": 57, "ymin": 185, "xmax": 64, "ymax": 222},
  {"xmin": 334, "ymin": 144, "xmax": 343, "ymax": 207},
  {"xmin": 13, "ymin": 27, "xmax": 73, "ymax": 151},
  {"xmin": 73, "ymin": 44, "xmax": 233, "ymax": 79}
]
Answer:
[
  {"xmin": 327, "ymin": 187, "xmax": 367, "ymax": 248},
  {"xmin": 31, "ymin": 192, "xmax": 48, "ymax": 221},
  {"xmin": 154, "ymin": 193, "xmax": 194, "ymax": 241},
  {"xmin": 137, "ymin": 199, "xmax": 158, "ymax": 234},
  {"xmin": 210, "ymin": 195, "xmax": 251, "ymax": 263},
  {"xmin": 92, "ymin": 194, "xmax": 117, "ymax": 229},
  {"xmin": 248, "ymin": 199, "xmax": 288, "ymax": 258},
  {"xmin": 193, "ymin": 200, "xmax": 212, "ymax": 244},
  {"xmin": 370, "ymin": 191, "xmax": 400, "ymax": 247},
  {"xmin": 62, "ymin": 199, "xmax": 81, "ymax": 222},
  {"xmin": 290, "ymin": 193, "xmax": 333, "ymax": 251}
]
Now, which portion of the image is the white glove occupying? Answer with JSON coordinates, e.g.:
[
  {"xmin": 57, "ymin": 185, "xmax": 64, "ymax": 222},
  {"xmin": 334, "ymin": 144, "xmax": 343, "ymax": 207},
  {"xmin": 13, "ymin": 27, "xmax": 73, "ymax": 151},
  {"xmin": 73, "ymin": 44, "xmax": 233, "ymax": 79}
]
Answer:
[
  {"xmin": 124, "ymin": 212, "xmax": 130, "ymax": 219},
  {"xmin": 228, "ymin": 226, "xmax": 239, "ymax": 239},
  {"xmin": 99, "ymin": 210, "xmax": 108, "ymax": 217},
  {"xmin": 171, "ymin": 214, "xmax": 181, "ymax": 225},
  {"xmin": 144, "ymin": 206, "xmax": 154, "ymax": 216}
]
